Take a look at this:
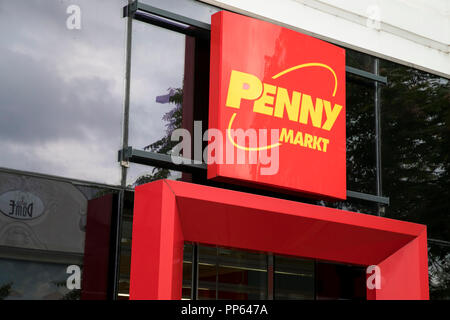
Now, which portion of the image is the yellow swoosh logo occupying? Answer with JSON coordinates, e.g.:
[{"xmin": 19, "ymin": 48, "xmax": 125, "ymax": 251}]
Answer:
[{"xmin": 227, "ymin": 112, "xmax": 282, "ymax": 151}]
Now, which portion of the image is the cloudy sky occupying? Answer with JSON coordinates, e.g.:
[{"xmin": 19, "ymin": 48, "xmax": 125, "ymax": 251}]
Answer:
[{"xmin": 0, "ymin": 0, "xmax": 200, "ymax": 186}]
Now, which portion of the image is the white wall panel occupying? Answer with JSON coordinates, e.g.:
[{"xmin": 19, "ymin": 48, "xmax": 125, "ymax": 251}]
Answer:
[{"xmin": 201, "ymin": 0, "xmax": 450, "ymax": 78}]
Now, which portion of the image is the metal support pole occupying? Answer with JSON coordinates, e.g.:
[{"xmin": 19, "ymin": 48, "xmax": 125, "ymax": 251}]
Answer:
[
  {"xmin": 112, "ymin": 1, "xmax": 134, "ymax": 300},
  {"xmin": 374, "ymin": 58, "xmax": 384, "ymax": 216},
  {"xmin": 191, "ymin": 243, "xmax": 199, "ymax": 300},
  {"xmin": 267, "ymin": 254, "xmax": 274, "ymax": 300}
]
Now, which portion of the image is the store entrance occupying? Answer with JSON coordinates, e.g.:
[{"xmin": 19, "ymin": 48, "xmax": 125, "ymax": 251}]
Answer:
[
  {"xmin": 129, "ymin": 180, "xmax": 428, "ymax": 300},
  {"xmin": 182, "ymin": 244, "xmax": 366, "ymax": 300}
]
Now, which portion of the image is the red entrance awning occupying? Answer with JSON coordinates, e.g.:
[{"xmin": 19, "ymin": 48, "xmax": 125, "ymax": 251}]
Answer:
[{"xmin": 130, "ymin": 179, "xmax": 428, "ymax": 300}]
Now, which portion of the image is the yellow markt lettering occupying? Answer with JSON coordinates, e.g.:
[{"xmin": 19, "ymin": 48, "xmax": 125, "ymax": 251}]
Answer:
[
  {"xmin": 312, "ymin": 136, "xmax": 321, "ymax": 152},
  {"xmin": 279, "ymin": 128, "xmax": 329, "ymax": 153},
  {"xmin": 304, "ymin": 133, "xmax": 313, "ymax": 148},
  {"xmin": 322, "ymin": 138, "xmax": 330, "ymax": 152},
  {"xmin": 293, "ymin": 131, "xmax": 303, "ymax": 146},
  {"xmin": 226, "ymin": 70, "xmax": 262, "ymax": 109},
  {"xmin": 279, "ymin": 128, "xmax": 294, "ymax": 144}
]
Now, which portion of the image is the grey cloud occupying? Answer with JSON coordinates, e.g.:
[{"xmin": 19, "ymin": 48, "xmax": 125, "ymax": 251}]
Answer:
[
  {"xmin": 0, "ymin": 47, "xmax": 121, "ymax": 145},
  {"xmin": 0, "ymin": 0, "xmax": 187, "ymax": 185},
  {"xmin": 0, "ymin": 0, "xmax": 127, "ymax": 146}
]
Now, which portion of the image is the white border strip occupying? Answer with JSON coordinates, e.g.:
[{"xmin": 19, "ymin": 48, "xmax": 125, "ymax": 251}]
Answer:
[{"xmin": 200, "ymin": 0, "xmax": 450, "ymax": 79}]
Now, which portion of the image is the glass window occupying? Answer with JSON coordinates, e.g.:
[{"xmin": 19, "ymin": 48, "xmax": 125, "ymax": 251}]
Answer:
[
  {"xmin": 197, "ymin": 245, "xmax": 268, "ymax": 300},
  {"xmin": 128, "ymin": 21, "xmax": 186, "ymax": 184},
  {"xmin": 129, "ymin": 21, "xmax": 185, "ymax": 151},
  {"xmin": 188, "ymin": 245, "xmax": 365, "ymax": 300},
  {"xmin": 346, "ymin": 74, "xmax": 377, "ymax": 195},
  {"xmin": 316, "ymin": 262, "xmax": 366, "ymax": 300},
  {"xmin": 346, "ymin": 48, "xmax": 376, "ymax": 73},
  {"xmin": 0, "ymin": 258, "xmax": 76, "ymax": 300},
  {"xmin": 126, "ymin": 164, "xmax": 183, "ymax": 187},
  {"xmin": 197, "ymin": 245, "xmax": 218, "ymax": 300},
  {"xmin": 0, "ymin": 0, "xmax": 126, "ymax": 185},
  {"xmin": 380, "ymin": 59, "xmax": 450, "ymax": 241},
  {"xmin": 318, "ymin": 198, "xmax": 378, "ymax": 216},
  {"xmin": 217, "ymin": 247, "xmax": 268, "ymax": 300},
  {"xmin": 0, "ymin": 170, "xmax": 118, "ymax": 300},
  {"xmin": 274, "ymin": 255, "xmax": 314, "ymax": 300},
  {"xmin": 428, "ymin": 241, "xmax": 450, "ymax": 300},
  {"xmin": 182, "ymin": 243, "xmax": 194, "ymax": 300}
]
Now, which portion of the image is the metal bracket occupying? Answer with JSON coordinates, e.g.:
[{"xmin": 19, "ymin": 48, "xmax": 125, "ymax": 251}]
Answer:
[
  {"xmin": 123, "ymin": 1, "xmax": 138, "ymax": 18},
  {"xmin": 118, "ymin": 147, "xmax": 206, "ymax": 173},
  {"xmin": 346, "ymin": 190, "xmax": 389, "ymax": 205},
  {"xmin": 346, "ymin": 66, "xmax": 388, "ymax": 85},
  {"xmin": 118, "ymin": 147, "xmax": 390, "ymax": 205}
]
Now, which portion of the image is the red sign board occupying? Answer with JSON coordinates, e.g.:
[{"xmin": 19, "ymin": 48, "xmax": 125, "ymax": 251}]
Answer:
[{"xmin": 208, "ymin": 11, "xmax": 346, "ymax": 200}]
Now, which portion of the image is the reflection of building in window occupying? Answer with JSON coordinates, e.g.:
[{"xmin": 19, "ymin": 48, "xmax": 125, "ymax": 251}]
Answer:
[{"xmin": 0, "ymin": 172, "xmax": 115, "ymax": 300}]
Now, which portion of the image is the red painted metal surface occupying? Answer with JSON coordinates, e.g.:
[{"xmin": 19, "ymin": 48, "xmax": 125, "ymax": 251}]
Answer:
[
  {"xmin": 208, "ymin": 11, "xmax": 346, "ymax": 200},
  {"xmin": 81, "ymin": 194, "xmax": 114, "ymax": 300},
  {"xmin": 129, "ymin": 180, "xmax": 429, "ymax": 300}
]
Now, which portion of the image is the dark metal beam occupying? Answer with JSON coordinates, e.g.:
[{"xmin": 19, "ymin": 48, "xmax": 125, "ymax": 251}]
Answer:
[
  {"xmin": 124, "ymin": 1, "xmax": 211, "ymax": 31},
  {"xmin": 119, "ymin": 147, "xmax": 206, "ymax": 173},
  {"xmin": 119, "ymin": 147, "xmax": 390, "ymax": 205},
  {"xmin": 346, "ymin": 66, "xmax": 388, "ymax": 84},
  {"xmin": 346, "ymin": 190, "xmax": 389, "ymax": 205},
  {"xmin": 122, "ymin": 1, "xmax": 137, "ymax": 18},
  {"xmin": 136, "ymin": 2, "xmax": 211, "ymax": 31},
  {"xmin": 123, "ymin": 2, "xmax": 387, "ymax": 85},
  {"xmin": 428, "ymin": 238, "xmax": 450, "ymax": 247}
]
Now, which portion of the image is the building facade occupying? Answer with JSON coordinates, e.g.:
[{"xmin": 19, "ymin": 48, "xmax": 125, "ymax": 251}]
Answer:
[{"xmin": 0, "ymin": 0, "xmax": 448, "ymax": 300}]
